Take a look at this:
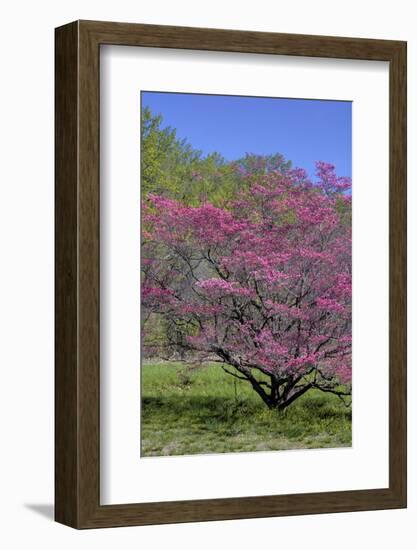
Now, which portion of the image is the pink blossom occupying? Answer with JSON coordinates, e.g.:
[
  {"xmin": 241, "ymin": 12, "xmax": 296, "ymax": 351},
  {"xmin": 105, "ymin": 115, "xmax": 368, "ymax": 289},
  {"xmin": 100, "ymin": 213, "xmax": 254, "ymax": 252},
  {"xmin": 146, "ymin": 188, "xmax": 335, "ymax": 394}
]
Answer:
[{"xmin": 142, "ymin": 161, "xmax": 352, "ymax": 406}]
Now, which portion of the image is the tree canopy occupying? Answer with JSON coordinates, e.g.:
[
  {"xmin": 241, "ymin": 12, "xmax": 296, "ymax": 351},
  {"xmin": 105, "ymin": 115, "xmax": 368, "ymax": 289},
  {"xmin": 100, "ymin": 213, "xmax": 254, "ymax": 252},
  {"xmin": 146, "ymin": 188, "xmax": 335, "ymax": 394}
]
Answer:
[{"xmin": 142, "ymin": 137, "xmax": 352, "ymax": 411}]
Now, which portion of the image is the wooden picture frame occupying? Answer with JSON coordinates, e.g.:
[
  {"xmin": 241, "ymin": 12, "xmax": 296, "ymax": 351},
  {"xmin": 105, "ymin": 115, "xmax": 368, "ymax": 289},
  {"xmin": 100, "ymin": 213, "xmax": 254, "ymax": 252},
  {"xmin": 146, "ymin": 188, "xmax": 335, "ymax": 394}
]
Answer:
[{"xmin": 55, "ymin": 20, "xmax": 407, "ymax": 529}]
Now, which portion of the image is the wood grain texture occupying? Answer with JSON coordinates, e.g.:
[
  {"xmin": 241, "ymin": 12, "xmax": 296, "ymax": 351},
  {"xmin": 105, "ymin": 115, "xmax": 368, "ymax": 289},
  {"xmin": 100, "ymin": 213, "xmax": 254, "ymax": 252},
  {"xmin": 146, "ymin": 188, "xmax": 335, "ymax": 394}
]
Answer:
[
  {"xmin": 388, "ymin": 41, "xmax": 407, "ymax": 503},
  {"xmin": 55, "ymin": 21, "xmax": 79, "ymax": 527},
  {"xmin": 55, "ymin": 20, "xmax": 407, "ymax": 529}
]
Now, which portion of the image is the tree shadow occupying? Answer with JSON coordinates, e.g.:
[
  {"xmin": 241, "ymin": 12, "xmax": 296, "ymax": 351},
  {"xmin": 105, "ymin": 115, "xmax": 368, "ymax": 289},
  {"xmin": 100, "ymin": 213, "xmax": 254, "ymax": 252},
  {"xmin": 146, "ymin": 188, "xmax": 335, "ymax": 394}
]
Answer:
[{"xmin": 142, "ymin": 395, "xmax": 255, "ymax": 422}]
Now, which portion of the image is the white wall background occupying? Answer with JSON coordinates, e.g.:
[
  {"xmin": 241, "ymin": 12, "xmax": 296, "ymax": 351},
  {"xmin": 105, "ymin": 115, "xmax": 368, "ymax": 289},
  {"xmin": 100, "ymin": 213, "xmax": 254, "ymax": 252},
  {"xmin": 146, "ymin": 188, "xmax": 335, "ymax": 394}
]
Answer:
[{"xmin": 0, "ymin": 0, "xmax": 415, "ymax": 547}]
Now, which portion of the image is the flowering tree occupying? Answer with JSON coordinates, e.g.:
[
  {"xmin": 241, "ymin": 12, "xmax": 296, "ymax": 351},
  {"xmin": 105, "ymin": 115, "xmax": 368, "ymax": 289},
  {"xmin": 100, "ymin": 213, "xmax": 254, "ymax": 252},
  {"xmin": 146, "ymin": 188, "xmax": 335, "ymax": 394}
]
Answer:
[{"xmin": 142, "ymin": 162, "xmax": 352, "ymax": 411}]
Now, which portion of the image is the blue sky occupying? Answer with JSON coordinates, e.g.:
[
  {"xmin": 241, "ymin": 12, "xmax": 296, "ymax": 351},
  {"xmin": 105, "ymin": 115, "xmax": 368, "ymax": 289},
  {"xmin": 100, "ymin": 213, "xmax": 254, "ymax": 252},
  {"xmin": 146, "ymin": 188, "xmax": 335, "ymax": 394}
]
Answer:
[{"xmin": 142, "ymin": 91, "xmax": 352, "ymax": 179}]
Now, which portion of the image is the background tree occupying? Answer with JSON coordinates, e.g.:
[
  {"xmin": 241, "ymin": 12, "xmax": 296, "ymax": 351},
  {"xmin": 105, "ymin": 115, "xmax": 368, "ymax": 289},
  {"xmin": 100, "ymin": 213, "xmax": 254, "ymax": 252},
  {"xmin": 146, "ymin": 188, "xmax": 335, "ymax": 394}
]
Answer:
[
  {"xmin": 141, "ymin": 106, "xmax": 201, "ymax": 197},
  {"xmin": 141, "ymin": 107, "xmax": 294, "ymax": 207}
]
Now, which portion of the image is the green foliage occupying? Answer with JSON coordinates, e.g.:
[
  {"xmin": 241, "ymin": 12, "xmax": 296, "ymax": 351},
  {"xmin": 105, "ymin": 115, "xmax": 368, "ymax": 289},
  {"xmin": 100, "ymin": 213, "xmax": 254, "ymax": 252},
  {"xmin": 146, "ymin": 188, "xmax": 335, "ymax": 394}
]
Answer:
[
  {"xmin": 141, "ymin": 106, "xmax": 201, "ymax": 197},
  {"xmin": 180, "ymin": 152, "xmax": 242, "ymax": 207},
  {"xmin": 141, "ymin": 362, "xmax": 352, "ymax": 456},
  {"xmin": 335, "ymin": 195, "xmax": 352, "ymax": 225},
  {"xmin": 231, "ymin": 152, "xmax": 292, "ymax": 176},
  {"xmin": 141, "ymin": 107, "xmax": 294, "ymax": 207}
]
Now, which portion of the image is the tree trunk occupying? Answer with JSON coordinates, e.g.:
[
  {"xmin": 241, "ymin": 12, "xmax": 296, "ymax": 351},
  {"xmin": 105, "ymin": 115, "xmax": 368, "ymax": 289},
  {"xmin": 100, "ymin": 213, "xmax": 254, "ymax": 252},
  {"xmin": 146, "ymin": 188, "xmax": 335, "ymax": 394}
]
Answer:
[
  {"xmin": 219, "ymin": 356, "xmax": 315, "ymax": 412},
  {"xmin": 246, "ymin": 374, "xmax": 313, "ymax": 412}
]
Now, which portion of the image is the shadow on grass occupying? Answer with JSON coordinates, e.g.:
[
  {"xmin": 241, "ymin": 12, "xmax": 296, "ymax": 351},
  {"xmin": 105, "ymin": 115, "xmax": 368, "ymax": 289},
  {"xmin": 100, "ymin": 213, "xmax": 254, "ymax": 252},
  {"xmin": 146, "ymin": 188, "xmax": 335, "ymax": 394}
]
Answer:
[
  {"xmin": 142, "ymin": 394, "xmax": 352, "ymax": 450},
  {"xmin": 141, "ymin": 363, "xmax": 352, "ymax": 456},
  {"xmin": 142, "ymin": 394, "xmax": 351, "ymax": 421}
]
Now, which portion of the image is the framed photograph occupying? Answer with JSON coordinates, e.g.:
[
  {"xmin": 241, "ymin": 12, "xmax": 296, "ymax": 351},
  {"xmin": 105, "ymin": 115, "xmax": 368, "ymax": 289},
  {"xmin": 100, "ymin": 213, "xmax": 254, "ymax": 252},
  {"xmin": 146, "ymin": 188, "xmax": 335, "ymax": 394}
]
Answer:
[{"xmin": 55, "ymin": 20, "xmax": 406, "ymax": 528}]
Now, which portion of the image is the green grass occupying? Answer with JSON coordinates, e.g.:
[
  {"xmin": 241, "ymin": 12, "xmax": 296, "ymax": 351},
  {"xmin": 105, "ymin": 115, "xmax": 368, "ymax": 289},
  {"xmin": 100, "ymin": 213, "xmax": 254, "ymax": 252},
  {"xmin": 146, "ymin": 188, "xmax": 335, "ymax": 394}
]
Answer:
[{"xmin": 141, "ymin": 361, "xmax": 352, "ymax": 457}]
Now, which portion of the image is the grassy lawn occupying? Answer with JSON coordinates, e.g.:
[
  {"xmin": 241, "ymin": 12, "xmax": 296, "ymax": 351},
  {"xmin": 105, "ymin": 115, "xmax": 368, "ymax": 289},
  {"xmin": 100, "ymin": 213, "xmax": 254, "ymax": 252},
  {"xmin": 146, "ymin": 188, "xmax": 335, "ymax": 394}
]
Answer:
[{"xmin": 141, "ymin": 361, "xmax": 352, "ymax": 457}]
